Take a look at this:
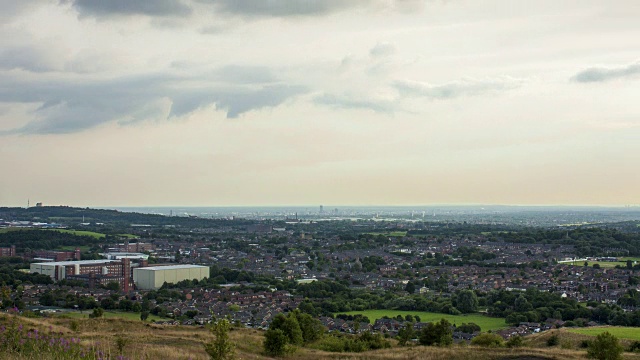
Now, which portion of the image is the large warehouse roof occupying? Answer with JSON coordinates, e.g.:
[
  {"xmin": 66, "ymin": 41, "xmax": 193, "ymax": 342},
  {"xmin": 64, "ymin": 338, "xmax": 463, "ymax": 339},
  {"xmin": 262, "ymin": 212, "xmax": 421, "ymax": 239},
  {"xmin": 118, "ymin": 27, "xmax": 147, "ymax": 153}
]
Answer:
[{"xmin": 136, "ymin": 264, "xmax": 208, "ymax": 271}]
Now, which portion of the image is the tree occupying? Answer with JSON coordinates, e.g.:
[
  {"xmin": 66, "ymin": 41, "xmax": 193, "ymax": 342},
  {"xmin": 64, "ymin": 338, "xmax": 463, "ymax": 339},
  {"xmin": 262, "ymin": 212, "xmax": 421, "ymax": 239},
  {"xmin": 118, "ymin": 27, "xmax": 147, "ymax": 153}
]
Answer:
[
  {"xmin": 514, "ymin": 295, "xmax": 533, "ymax": 312},
  {"xmin": 281, "ymin": 315, "xmax": 303, "ymax": 346},
  {"xmin": 397, "ymin": 322, "xmax": 415, "ymax": 346},
  {"xmin": 104, "ymin": 282, "xmax": 120, "ymax": 291},
  {"xmin": 405, "ymin": 282, "xmax": 416, "ymax": 294},
  {"xmin": 456, "ymin": 290, "xmax": 479, "ymax": 314},
  {"xmin": 419, "ymin": 319, "xmax": 452, "ymax": 346},
  {"xmin": 204, "ymin": 319, "xmax": 235, "ymax": 360},
  {"xmin": 264, "ymin": 329, "xmax": 289, "ymax": 357},
  {"xmin": 292, "ymin": 310, "xmax": 324, "ymax": 343},
  {"xmin": 587, "ymin": 332, "xmax": 624, "ymax": 360},
  {"xmin": 132, "ymin": 302, "xmax": 142, "ymax": 313}
]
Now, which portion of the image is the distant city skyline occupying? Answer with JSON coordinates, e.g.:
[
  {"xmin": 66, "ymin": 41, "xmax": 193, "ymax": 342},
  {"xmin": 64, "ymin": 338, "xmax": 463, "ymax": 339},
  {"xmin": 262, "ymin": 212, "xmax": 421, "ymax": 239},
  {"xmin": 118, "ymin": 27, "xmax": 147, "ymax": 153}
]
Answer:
[{"xmin": 1, "ymin": 1, "xmax": 639, "ymax": 207}]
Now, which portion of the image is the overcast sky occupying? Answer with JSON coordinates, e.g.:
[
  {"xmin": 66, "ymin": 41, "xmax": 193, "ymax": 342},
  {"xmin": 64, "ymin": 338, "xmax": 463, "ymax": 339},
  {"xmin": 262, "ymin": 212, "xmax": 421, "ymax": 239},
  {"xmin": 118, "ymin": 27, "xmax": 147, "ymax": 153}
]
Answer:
[{"xmin": 0, "ymin": 0, "xmax": 639, "ymax": 207}]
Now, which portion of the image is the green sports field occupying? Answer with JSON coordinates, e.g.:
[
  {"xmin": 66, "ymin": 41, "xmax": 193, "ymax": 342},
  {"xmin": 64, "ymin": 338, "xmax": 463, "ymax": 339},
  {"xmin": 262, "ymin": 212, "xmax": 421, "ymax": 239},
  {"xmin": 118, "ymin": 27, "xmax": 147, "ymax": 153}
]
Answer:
[
  {"xmin": 338, "ymin": 310, "xmax": 506, "ymax": 331},
  {"xmin": 568, "ymin": 326, "xmax": 640, "ymax": 341}
]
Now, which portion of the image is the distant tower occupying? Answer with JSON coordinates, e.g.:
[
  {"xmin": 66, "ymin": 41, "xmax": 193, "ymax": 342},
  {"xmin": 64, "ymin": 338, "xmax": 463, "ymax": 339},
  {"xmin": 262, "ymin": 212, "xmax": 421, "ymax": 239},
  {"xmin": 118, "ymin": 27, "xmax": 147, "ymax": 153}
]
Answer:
[{"xmin": 319, "ymin": 205, "xmax": 324, "ymax": 214}]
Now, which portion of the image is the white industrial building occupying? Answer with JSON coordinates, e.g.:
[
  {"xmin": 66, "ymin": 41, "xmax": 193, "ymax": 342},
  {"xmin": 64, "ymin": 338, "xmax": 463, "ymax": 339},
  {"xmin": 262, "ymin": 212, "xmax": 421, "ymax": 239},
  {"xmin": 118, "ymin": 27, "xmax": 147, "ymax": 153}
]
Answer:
[
  {"xmin": 99, "ymin": 252, "xmax": 149, "ymax": 260},
  {"xmin": 133, "ymin": 264, "xmax": 209, "ymax": 290}
]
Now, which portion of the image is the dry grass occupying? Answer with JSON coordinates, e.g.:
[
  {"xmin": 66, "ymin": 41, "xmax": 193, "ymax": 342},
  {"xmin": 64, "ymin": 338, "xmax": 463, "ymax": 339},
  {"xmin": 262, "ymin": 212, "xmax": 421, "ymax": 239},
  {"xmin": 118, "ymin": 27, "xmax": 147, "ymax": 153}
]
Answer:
[{"xmin": 4, "ymin": 314, "xmax": 640, "ymax": 360}]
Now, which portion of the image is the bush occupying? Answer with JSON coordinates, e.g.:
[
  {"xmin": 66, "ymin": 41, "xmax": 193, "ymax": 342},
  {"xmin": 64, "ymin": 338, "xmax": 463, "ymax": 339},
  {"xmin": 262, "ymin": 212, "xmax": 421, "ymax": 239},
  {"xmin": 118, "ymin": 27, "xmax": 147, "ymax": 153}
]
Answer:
[
  {"xmin": 471, "ymin": 333, "xmax": 504, "ymax": 348},
  {"xmin": 546, "ymin": 334, "xmax": 559, "ymax": 347},
  {"xmin": 580, "ymin": 339, "xmax": 592, "ymax": 349},
  {"xmin": 587, "ymin": 332, "xmax": 624, "ymax": 360},
  {"xmin": 506, "ymin": 335, "xmax": 524, "ymax": 348},
  {"xmin": 628, "ymin": 340, "xmax": 640, "ymax": 352},
  {"xmin": 311, "ymin": 333, "xmax": 391, "ymax": 353}
]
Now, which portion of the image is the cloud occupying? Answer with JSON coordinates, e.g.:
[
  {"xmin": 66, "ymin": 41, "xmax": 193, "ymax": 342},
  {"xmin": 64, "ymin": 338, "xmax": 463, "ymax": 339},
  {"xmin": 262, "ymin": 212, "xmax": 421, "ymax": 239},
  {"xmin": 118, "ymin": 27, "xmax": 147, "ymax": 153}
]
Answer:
[
  {"xmin": 314, "ymin": 93, "xmax": 395, "ymax": 113},
  {"xmin": 196, "ymin": 0, "xmax": 366, "ymax": 17},
  {"xmin": 0, "ymin": 46, "xmax": 59, "ymax": 73},
  {"xmin": 571, "ymin": 61, "xmax": 640, "ymax": 83},
  {"xmin": 369, "ymin": 42, "xmax": 396, "ymax": 58},
  {"xmin": 394, "ymin": 77, "xmax": 524, "ymax": 99},
  {"xmin": 65, "ymin": 0, "xmax": 192, "ymax": 18},
  {"xmin": 0, "ymin": 67, "xmax": 307, "ymax": 135}
]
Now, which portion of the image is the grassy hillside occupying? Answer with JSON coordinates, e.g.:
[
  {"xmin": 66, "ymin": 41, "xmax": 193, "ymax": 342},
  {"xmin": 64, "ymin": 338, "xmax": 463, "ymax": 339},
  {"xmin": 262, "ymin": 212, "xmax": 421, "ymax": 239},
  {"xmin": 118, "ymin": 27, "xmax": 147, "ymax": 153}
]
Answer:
[{"xmin": 2, "ymin": 314, "xmax": 640, "ymax": 360}]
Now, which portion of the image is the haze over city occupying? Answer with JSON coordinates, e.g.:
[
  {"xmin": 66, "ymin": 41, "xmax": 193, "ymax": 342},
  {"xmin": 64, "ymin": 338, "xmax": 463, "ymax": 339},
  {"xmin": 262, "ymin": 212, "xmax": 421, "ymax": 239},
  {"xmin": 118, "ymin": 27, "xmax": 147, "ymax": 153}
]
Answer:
[{"xmin": 1, "ymin": 1, "xmax": 639, "ymax": 207}]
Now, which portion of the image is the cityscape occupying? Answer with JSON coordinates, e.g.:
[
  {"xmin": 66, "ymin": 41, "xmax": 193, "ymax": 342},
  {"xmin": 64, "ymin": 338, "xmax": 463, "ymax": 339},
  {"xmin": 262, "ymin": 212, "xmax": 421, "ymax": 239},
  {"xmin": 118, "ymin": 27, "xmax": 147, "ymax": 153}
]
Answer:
[{"xmin": 1, "ymin": 0, "xmax": 639, "ymax": 359}]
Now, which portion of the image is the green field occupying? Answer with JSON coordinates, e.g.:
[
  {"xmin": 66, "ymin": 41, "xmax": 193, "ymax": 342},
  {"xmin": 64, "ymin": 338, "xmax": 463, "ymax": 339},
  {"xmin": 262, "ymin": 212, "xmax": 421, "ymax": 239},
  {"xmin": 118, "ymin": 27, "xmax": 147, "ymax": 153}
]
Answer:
[
  {"xmin": 569, "ymin": 326, "xmax": 640, "ymax": 341},
  {"xmin": 568, "ymin": 257, "xmax": 640, "ymax": 269},
  {"xmin": 50, "ymin": 229, "xmax": 106, "ymax": 239},
  {"xmin": 338, "ymin": 310, "xmax": 506, "ymax": 331},
  {"xmin": 117, "ymin": 233, "xmax": 139, "ymax": 239},
  {"xmin": 57, "ymin": 245, "xmax": 91, "ymax": 251},
  {"xmin": 58, "ymin": 310, "xmax": 168, "ymax": 322}
]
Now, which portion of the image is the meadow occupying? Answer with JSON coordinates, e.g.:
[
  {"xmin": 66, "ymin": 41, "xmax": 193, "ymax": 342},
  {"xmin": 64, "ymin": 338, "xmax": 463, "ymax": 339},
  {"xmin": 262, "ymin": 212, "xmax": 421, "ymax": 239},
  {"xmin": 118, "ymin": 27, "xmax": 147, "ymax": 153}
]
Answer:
[
  {"xmin": 568, "ymin": 326, "xmax": 640, "ymax": 341},
  {"xmin": 338, "ymin": 310, "xmax": 507, "ymax": 331},
  {"xmin": 567, "ymin": 257, "xmax": 640, "ymax": 269}
]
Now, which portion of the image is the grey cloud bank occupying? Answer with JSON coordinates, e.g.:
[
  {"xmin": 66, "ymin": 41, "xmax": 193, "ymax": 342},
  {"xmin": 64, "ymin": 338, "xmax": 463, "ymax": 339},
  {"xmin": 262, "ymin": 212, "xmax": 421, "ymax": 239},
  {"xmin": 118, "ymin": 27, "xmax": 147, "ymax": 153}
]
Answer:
[
  {"xmin": 66, "ymin": 0, "xmax": 192, "ymax": 17},
  {"xmin": 0, "ymin": 68, "xmax": 307, "ymax": 135},
  {"xmin": 572, "ymin": 61, "xmax": 640, "ymax": 83}
]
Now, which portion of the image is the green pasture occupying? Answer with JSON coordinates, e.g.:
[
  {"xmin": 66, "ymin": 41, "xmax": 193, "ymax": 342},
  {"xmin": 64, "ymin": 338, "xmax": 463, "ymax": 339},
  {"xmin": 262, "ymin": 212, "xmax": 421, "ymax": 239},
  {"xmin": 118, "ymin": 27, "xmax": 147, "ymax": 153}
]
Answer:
[
  {"xmin": 57, "ymin": 245, "xmax": 91, "ymax": 252},
  {"xmin": 50, "ymin": 229, "xmax": 106, "ymax": 239},
  {"xmin": 568, "ymin": 326, "xmax": 640, "ymax": 341},
  {"xmin": 568, "ymin": 257, "xmax": 640, "ymax": 269},
  {"xmin": 117, "ymin": 234, "xmax": 139, "ymax": 239},
  {"xmin": 338, "ymin": 310, "xmax": 506, "ymax": 331}
]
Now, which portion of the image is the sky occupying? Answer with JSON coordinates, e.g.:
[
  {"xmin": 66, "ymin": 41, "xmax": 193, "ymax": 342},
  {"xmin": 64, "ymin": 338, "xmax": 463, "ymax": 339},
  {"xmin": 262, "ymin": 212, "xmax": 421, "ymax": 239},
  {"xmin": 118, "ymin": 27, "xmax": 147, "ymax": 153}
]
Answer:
[{"xmin": 0, "ymin": 0, "xmax": 639, "ymax": 207}]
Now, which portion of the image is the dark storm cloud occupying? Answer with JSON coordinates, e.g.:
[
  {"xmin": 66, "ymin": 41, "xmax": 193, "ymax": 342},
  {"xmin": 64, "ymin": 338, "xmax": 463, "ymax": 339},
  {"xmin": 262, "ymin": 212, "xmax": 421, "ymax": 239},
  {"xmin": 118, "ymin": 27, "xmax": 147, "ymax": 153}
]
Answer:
[
  {"xmin": 572, "ymin": 61, "xmax": 640, "ymax": 83},
  {"xmin": 65, "ymin": 0, "xmax": 192, "ymax": 17},
  {"xmin": 0, "ymin": 68, "xmax": 307, "ymax": 135}
]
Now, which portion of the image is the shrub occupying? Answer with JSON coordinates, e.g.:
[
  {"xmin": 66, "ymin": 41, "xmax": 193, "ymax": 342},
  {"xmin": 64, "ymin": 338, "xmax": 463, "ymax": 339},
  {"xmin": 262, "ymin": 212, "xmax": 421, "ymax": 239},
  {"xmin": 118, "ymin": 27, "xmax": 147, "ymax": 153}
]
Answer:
[
  {"xmin": 546, "ymin": 334, "xmax": 559, "ymax": 347},
  {"xmin": 628, "ymin": 340, "xmax": 640, "ymax": 352},
  {"xmin": 505, "ymin": 335, "xmax": 524, "ymax": 348},
  {"xmin": 471, "ymin": 333, "xmax": 504, "ymax": 348},
  {"xmin": 580, "ymin": 339, "xmax": 592, "ymax": 349},
  {"xmin": 587, "ymin": 332, "xmax": 624, "ymax": 360}
]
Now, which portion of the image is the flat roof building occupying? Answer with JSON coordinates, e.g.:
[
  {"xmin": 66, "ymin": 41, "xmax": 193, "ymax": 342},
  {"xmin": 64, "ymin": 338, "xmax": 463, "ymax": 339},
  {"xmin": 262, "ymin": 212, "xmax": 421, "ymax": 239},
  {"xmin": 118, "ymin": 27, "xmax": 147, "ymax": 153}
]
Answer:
[
  {"xmin": 100, "ymin": 252, "xmax": 149, "ymax": 260},
  {"xmin": 133, "ymin": 264, "xmax": 209, "ymax": 290},
  {"xmin": 30, "ymin": 259, "xmax": 132, "ymax": 291}
]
